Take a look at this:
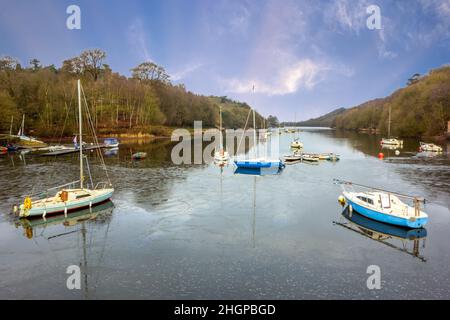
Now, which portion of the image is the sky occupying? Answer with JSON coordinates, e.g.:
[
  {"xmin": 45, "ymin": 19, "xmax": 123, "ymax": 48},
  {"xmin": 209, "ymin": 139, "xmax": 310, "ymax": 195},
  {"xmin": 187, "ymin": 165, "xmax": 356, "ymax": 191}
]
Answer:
[{"xmin": 0, "ymin": 0, "xmax": 449, "ymax": 121}]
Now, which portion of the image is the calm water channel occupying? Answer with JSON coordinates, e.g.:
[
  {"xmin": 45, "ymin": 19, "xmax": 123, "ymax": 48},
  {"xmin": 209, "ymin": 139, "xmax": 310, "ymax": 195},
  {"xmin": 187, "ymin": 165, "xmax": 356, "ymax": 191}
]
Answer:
[{"xmin": 1, "ymin": 128, "xmax": 449, "ymax": 299}]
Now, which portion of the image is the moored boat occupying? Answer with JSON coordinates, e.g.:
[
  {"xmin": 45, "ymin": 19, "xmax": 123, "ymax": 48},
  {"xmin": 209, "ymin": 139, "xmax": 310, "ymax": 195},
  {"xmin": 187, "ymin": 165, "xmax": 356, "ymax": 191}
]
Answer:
[
  {"xmin": 381, "ymin": 137, "xmax": 403, "ymax": 146},
  {"xmin": 419, "ymin": 142, "xmax": 442, "ymax": 152},
  {"xmin": 132, "ymin": 152, "xmax": 147, "ymax": 160},
  {"xmin": 335, "ymin": 179, "xmax": 428, "ymax": 229},
  {"xmin": 15, "ymin": 80, "xmax": 114, "ymax": 219},
  {"xmin": 104, "ymin": 138, "xmax": 120, "ymax": 148}
]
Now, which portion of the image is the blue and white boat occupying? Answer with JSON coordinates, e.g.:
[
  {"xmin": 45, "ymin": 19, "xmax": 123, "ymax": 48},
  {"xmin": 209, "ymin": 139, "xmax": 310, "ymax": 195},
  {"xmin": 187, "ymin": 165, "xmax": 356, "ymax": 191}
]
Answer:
[
  {"xmin": 104, "ymin": 138, "xmax": 120, "ymax": 148},
  {"xmin": 336, "ymin": 179, "xmax": 428, "ymax": 229}
]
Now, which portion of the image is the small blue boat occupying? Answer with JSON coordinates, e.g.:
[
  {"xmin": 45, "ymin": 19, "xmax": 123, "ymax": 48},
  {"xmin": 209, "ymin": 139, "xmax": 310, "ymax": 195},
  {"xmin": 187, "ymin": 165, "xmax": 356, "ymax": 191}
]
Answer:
[
  {"xmin": 342, "ymin": 207, "xmax": 427, "ymax": 240},
  {"xmin": 234, "ymin": 158, "xmax": 285, "ymax": 169},
  {"xmin": 335, "ymin": 179, "xmax": 428, "ymax": 229}
]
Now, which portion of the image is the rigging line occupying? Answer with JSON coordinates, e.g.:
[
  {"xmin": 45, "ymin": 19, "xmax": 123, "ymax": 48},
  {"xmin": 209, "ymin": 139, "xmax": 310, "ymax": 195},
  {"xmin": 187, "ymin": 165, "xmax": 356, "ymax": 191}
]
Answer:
[
  {"xmin": 58, "ymin": 85, "xmax": 76, "ymax": 144},
  {"xmin": 236, "ymin": 107, "xmax": 252, "ymax": 157},
  {"xmin": 80, "ymin": 84, "xmax": 112, "ymax": 186},
  {"xmin": 81, "ymin": 85, "xmax": 110, "ymax": 184}
]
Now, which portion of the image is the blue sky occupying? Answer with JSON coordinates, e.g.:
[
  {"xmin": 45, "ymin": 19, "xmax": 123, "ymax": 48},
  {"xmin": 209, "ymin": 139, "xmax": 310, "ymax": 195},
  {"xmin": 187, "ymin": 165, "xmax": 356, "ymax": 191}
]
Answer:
[{"xmin": 0, "ymin": 0, "xmax": 449, "ymax": 121}]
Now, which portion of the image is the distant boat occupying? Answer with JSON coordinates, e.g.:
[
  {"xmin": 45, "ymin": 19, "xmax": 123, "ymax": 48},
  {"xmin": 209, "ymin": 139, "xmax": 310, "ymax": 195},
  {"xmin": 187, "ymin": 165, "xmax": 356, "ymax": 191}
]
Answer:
[
  {"xmin": 318, "ymin": 153, "xmax": 340, "ymax": 161},
  {"xmin": 15, "ymin": 80, "xmax": 114, "ymax": 219},
  {"xmin": 283, "ymin": 153, "xmax": 302, "ymax": 163},
  {"xmin": 234, "ymin": 87, "xmax": 283, "ymax": 170},
  {"xmin": 300, "ymin": 153, "xmax": 320, "ymax": 162},
  {"xmin": 214, "ymin": 106, "xmax": 229, "ymax": 162},
  {"xmin": 132, "ymin": 152, "xmax": 147, "ymax": 160},
  {"xmin": 419, "ymin": 142, "xmax": 442, "ymax": 152},
  {"xmin": 290, "ymin": 139, "xmax": 303, "ymax": 149},
  {"xmin": 104, "ymin": 138, "xmax": 120, "ymax": 148},
  {"xmin": 14, "ymin": 115, "xmax": 47, "ymax": 148},
  {"xmin": 381, "ymin": 105, "xmax": 403, "ymax": 147},
  {"xmin": 335, "ymin": 179, "xmax": 428, "ymax": 228}
]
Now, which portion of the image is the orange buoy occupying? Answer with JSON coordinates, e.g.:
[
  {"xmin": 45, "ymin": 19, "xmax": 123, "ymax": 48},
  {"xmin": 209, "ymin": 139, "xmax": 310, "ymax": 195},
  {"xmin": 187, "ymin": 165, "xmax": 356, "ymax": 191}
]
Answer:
[{"xmin": 378, "ymin": 152, "xmax": 384, "ymax": 159}]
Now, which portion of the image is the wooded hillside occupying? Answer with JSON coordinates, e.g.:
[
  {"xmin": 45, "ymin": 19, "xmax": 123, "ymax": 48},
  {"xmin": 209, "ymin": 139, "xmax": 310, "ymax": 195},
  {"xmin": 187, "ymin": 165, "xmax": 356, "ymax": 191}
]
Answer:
[
  {"xmin": 0, "ymin": 50, "xmax": 263, "ymax": 137},
  {"xmin": 332, "ymin": 66, "xmax": 450, "ymax": 137}
]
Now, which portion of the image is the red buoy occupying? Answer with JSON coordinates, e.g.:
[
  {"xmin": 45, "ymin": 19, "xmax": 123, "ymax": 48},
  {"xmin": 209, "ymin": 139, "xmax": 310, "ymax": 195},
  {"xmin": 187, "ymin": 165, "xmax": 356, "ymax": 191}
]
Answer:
[{"xmin": 378, "ymin": 152, "xmax": 384, "ymax": 159}]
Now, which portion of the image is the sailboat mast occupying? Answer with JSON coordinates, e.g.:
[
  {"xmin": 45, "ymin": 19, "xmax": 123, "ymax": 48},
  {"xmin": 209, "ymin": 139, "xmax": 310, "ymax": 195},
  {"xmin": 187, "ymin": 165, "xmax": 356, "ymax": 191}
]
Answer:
[
  {"xmin": 9, "ymin": 116, "xmax": 13, "ymax": 136},
  {"xmin": 388, "ymin": 105, "xmax": 391, "ymax": 138},
  {"xmin": 252, "ymin": 85, "xmax": 257, "ymax": 158},
  {"xmin": 78, "ymin": 79, "xmax": 84, "ymax": 189},
  {"xmin": 21, "ymin": 115, "xmax": 25, "ymax": 136},
  {"xmin": 253, "ymin": 108, "xmax": 257, "ymax": 158},
  {"xmin": 219, "ymin": 105, "xmax": 223, "ymax": 149}
]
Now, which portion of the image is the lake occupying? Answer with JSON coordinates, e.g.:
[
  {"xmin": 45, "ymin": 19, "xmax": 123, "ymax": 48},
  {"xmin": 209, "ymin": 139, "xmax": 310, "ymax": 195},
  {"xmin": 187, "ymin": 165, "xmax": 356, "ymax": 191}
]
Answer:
[{"xmin": 1, "ymin": 128, "xmax": 449, "ymax": 299}]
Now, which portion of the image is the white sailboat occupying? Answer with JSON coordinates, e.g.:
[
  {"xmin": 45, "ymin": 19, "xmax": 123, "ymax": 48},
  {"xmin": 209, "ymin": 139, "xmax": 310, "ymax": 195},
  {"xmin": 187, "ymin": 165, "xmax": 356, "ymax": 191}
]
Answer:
[
  {"xmin": 214, "ymin": 105, "xmax": 230, "ymax": 162},
  {"xmin": 14, "ymin": 115, "xmax": 47, "ymax": 147},
  {"xmin": 290, "ymin": 113, "xmax": 303, "ymax": 149},
  {"xmin": 16, "ymin": 80, "xmax": 114, "ymax": 218},
  {"xmin": 381, "ymin": 105, "xmax": 403, "ymax": 146}
]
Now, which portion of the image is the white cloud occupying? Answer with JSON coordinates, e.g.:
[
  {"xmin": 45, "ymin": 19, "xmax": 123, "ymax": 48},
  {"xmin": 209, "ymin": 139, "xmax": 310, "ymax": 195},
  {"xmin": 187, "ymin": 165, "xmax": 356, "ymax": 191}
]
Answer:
[
  {"xmin": 127, "ymin": 18, "xmax": 151, "ymax": 62},
  {"xmin": 224, "ymin": 59, "xmax": 329, "ymax": 96}
]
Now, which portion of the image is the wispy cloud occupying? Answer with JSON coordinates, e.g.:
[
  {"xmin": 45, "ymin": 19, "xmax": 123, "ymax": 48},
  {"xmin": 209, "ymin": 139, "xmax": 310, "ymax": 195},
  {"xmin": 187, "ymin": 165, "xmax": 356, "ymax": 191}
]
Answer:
[
  {"xmin": 126, "ymin": 18, "xmax": 151, "ymax": 62},
  {"xmin": 170, "ymin": 63, "xmax": 204, "ymax": 81}
]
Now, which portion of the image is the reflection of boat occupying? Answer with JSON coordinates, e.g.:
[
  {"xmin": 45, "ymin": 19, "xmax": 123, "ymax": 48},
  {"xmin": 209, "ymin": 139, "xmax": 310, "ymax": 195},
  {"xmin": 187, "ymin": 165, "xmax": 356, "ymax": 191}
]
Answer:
[
  {"xmin": 234, "ymin": 167, "xmax": 283, "ymax": 176},
  {"xmin": 335, "ymin": 179, "xmax": 428, "ymax": 228},
  {"xmin": 15, "ymin": 200, "xmax": 114, "ymax": 298},
  {"xmin": 419, "ymin": 142, "xmax": 442, "ymax": 152},
  {"xmin": 104, "ymin": 147, "xmax": 119, "ymax": 157},
  {"xmin": 335, "ymin": 206, "xmax": 427, "ymax": 262},
  {"xmin": 15, "ymin": 80, "xmax": 114, "ymax": 218},
  {"xmin": 16, "ymin": 200, "xmax": 115, "ymax": 238},
  {"xmin": 214, "ymin": 106, "xmax": 230, "ymax": 162}
]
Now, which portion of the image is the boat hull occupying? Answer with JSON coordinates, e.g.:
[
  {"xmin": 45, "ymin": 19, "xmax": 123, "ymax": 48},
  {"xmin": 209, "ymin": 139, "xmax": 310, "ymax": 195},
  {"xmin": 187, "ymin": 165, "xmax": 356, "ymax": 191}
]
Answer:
[
  {"xmin": 21, "ymin": 189, "xmax": 114, "ymax": 218},
  {"xmin": 234, "ymin": 160, "xmax": 284, "ymax": 169},
  {"xmin": 345, "ymin": 197, "xmax": 428, "ymax": 228}
]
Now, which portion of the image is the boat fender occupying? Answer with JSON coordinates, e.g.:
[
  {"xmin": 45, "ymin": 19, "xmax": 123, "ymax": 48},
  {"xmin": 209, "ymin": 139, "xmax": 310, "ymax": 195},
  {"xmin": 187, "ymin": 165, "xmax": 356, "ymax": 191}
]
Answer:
[
  {"xmin": 338, "ymin": 195, "xmax": 346, "ymax": 206},
  {"xmin": 24, "ymin": 197, "xmax": 32, "ymax": 210}
]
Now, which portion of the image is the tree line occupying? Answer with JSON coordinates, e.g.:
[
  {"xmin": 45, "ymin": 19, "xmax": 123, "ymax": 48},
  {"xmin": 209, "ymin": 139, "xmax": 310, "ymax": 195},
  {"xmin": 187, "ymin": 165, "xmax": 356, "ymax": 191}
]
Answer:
[
  {"xmin": 332, "ymin": 66, "xmax": 450, "ymax": 137},
  {"xmin": 0, "ymin": 49, "xmax": 264, "ymax": 138}
]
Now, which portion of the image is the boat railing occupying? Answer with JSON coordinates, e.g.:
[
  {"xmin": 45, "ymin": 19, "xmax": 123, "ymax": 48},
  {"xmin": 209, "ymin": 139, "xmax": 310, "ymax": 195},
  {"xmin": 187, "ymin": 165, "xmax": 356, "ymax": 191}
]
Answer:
[
  {"xmin": 94, "ymin": 181, "xmax": 109, "ymax": 190},
  {"xmin": 334, "ymin": 179, "xmax": 426, "ymax": 211},
  {"xmin": 25, "ymin": 180, "xmax": 81, "ymax": 199}
]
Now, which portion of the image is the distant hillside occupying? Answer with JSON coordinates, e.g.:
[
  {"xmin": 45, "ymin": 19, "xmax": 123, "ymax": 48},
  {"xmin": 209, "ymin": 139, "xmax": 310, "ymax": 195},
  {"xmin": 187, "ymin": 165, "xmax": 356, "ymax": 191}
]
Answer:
[
  {"xmin": 282, "ymin": 107, "xmax": 346, "ymax": 127},
  {"xmin": 332, "ymin": 66, "xmax": 450, "ymax": 137}
]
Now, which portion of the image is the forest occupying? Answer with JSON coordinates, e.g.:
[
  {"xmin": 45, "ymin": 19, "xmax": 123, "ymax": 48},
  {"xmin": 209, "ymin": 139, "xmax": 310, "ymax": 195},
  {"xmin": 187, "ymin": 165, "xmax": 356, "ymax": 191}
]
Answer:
[
  {"xmin": 0, "ymin": 49, "xmax": 264, "ymax": 138},
  {"xmin": 332, "ymin": 66, "xmax": 450, "ymax": 137}
]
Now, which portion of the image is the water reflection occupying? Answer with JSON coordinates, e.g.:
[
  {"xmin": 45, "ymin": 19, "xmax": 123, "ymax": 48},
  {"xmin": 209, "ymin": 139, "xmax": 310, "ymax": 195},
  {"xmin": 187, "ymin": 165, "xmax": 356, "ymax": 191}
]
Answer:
[
  {"xmin": 14, "ymin": 200, "xmax": 114, "ymax": 299},
  {"xmin": 334, "ymin": 206, "xmax": 427, "ymax": 262},
  {"xmin": 234, "ymin": 167, "xmax": 283, "ymax": 176}
]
